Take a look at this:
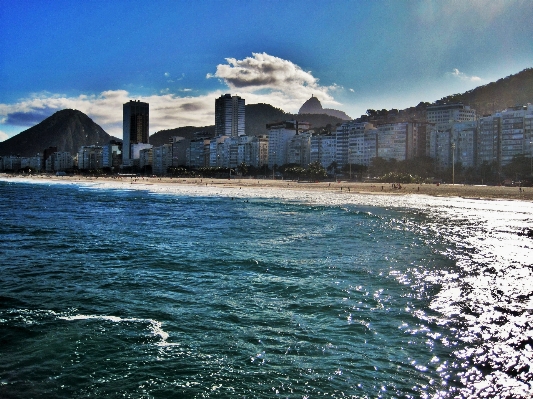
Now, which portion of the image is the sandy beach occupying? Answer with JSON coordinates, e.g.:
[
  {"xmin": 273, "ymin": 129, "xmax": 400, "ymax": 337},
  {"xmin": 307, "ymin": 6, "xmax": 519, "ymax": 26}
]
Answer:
[{"xmin": 3, "ymin": 174, "xmax": 533, "ymax": 201}]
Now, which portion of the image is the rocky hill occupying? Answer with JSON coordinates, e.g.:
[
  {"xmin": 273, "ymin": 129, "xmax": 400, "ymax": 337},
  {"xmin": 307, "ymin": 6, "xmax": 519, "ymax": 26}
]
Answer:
[
  {"xmin": 0, "ymin": 109, "xmax": 115, "ymax": 157},
  {"xmin": 298, "ymin": 95, "xmax": 352, "ymax": 120}
]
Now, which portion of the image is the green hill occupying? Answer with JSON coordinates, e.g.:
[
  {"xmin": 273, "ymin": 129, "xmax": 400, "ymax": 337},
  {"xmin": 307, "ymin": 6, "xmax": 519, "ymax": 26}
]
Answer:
[{"xmin": 437, "ymin": 68, "xmax": 533, "ymax": 115}]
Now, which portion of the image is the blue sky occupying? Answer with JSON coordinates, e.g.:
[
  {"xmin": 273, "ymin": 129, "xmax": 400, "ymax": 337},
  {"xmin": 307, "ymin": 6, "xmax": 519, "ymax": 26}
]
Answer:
[{"xmin": 1, "ymin": 0, "xmax": 532, "ymax": 141}]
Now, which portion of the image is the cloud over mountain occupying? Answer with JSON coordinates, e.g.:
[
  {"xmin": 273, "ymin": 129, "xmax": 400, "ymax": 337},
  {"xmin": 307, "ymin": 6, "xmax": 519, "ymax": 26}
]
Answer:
[
  {"xmin": 208, "ymin": 52, "xmax": 340, "ymax": 109},
  {"xmin": 0, "ymin": 90, "xmax": 221, "ymax": 139},
  {"xmin": 0, "ymin": 53, "xmax": 346, "ymax": 140}
]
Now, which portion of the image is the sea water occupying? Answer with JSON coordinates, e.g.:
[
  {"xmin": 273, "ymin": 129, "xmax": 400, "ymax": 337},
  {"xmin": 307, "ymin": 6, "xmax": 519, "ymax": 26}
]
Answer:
[{"xmin": 0, "ymin": 178, "xmax": 532, "ymax": 398}]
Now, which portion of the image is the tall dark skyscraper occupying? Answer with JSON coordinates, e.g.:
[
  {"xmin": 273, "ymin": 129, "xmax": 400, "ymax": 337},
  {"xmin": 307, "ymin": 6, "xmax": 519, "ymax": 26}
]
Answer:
[
  {"xmin": 215, "ymin": 94, "xmax": 245, "ymax": 137},
  {"xmin": 123, "ymin": 100, "xmax": 149, "ymax": 163}
]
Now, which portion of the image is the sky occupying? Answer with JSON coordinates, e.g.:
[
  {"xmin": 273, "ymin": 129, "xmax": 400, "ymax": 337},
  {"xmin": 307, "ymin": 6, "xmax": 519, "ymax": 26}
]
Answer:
[{"xmin": 0, "ymin": 0, "xmax": 532, "ymax": 142}]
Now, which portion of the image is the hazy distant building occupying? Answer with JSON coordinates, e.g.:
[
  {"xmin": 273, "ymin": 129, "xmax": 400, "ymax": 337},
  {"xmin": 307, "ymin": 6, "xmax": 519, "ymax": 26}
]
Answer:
[
  {"xmin": 123, "ymin": 100, "xmax": 149, "ymax": 165},
  {"xmin": 248, "ymin": 135, "xmax": 269, "ymax": 168},
  {"xmin": 152, "ymin": 144, "xmax": 173, "ymax": 175},
  {"xmin": 42, "ymin": 146, "xmax": 58, "ymax": 170},
  {"xmin": 45, "ymin": 152, "xmax": 73, "ymax": 172},
  {"xmin": 215, "ymin": 94, "xmax": 245, "ymax": 137},
  {"xmin": 287, "ymin": 131, "xmax": 312, "ymax": 166},
  {"xmin": 209, "ymin": 135, "xmax": 230, "ymax": 167}
]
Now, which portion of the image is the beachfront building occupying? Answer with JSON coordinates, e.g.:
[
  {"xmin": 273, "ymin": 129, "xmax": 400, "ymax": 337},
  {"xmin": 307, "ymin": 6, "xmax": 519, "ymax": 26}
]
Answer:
[
  {"xmin": 170, "ymin": 136, "xmax": 188, "ymax": 167},
  {"xmin": 427, "ymin": 121, "xmax": 477, "ymax": 170},
  {"xmin": 500, "ymin": 105, "xmax": 533, "ymax": 167},
  {"xmin": 476, "ymin": 104, "xmax": 533, "ymax": 169},
  {"xmin": 426, "ymin": 103, "xmax": 477, "ymax": 170},
  {"xmin": 152, "ymin": 144, "xmax": 173, "ymax": 175},
  {"xmin": 1, "ymin": 155, "xmax": 22, "ymax": 171},
  {"xmin": 139, "ymin": 148, "xmax": 153, "ymax": 171},
  {"xmin": 215, "ymin": 94, "xmax": 245, "ymax": 137},
  {"xmin": 376, "ymin": 123, "xmax": 408, "ymax": 161},
  {"xmin": 267, "ymin": 121, "xmax": 310, "ymax": 168},
  {"xmin": 45, "ymin": 152, "xmax": 73, "ymax": 172},
  {"xmin": 102, "ymin": 141, "xmax": 122, "ymax": 171},
  {"xmin": 209, "ymin": 135, "xmax": 230, "ymax": 167},
  {"xmin": 287, "ymin": 131, "xmax": 312, "ymax": 167},
  {"xmin": 310, "ymin": 134, "xmax": 336, "ymax": 169},
  {"xmin": 477, "ymin": 113, "xmax": 501, "ymax": 166},
  {"xmin": 248, "ymin": 135, "xmax": 269, "ymax": 169},
  {"xmin": 77, "ymin": 146, "xmax": 103, "ymax": 170},
  {"xmin": 334, "ymin": 121, "xmax": 375, "ymax": 169},
  {"xmin": 130, "ymin": 143, "xmax": 153, "ymax": 168},
  {"xmin": 123, "ymin": 100, "xmax": 149, "ymax": 166},
  {"xmin": 187, "ymin": 138, "xmax": 210, "ymax": 169}
]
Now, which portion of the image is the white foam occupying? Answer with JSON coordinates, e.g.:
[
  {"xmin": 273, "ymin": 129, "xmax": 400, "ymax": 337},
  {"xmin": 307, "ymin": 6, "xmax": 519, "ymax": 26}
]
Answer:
[{"xmin": 59, "ymin": 314, "xmax": 169, "ymax": 342}]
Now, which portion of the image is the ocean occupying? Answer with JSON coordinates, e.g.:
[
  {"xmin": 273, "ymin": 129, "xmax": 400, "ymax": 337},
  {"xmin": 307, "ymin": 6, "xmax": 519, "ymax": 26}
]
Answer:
[{"xmin": 1, "ymin": 178, "xmax": 532, "ymax": 398}]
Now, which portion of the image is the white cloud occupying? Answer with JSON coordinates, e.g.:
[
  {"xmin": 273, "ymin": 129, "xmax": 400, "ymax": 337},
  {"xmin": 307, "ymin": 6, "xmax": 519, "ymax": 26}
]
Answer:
[
  {"xmin": 164, "ymin": 72, "xmax": 171, "ymax": 78},
  {"xmin": 449, "ymin": 68, "xmax": 482, "ymax": 82},
  {"xmin": 207, "ymin": 52, "xmax": 341, "ymax": 110},
  {"xmin": 0, "ymin": 53, "xmax": 347, "ymax": 140},
  {"xmin": 0, "ymin": 130, "xmax": 9, "ymax": 142},
  {"xmin": 0, "ymin": 90, "xmax": 221, "ymax": 139}
]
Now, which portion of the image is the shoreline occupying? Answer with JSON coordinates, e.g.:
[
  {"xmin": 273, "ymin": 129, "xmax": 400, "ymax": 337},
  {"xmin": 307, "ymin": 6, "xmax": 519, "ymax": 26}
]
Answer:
[{"xmin": 2, "ymin": 173, "xmax": 533, "ymax": 201}]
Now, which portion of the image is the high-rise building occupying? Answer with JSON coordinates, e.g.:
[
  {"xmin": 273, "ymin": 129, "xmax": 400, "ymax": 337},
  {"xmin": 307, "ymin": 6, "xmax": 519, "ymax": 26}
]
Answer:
[
  {"xmin": 123, "ymin": 100, "xmax": 149, "ymax": 165},
  {"xmin": 215, "ymin": 94, "xmax": 245, "ymax": 137}
]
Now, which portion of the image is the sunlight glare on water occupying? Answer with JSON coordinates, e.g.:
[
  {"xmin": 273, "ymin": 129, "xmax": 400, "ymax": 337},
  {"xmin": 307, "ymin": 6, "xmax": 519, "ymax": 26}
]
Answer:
[{"xmin": 0, "ymin": 178, "xmax": 532, "ymax": 398}]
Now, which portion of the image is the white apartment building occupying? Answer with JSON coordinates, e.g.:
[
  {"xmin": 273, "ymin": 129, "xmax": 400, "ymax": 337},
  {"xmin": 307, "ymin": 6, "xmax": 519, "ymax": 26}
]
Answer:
[
  {"xmin": 426, "ymin": 103, "xmax": 477, "ymax": 170},
  {"xmin": 426, "ymin": 103, "xmax": 476, "ymax": 125},
  {"xmin": 336, "ymin": 121, "xmax": 374, "ymax": 169},
  {"xmin": 428, "ymin": 121, "xmax": 477, "ymax": 169},
  {"xmin": 268, "ymin": 121, "xmax": 310, "ymax": 168},
  {"xmin": 376, "ymin": 123, "xmax": 408, "ymax": 161},
  {"xmin": 287, "ymin": 132, "xmax": 311, "ymax": 166},
  {"xmin": 500, "ymin": 105, "xmax": 533, "ymax": 166},
  {"xmin": 310, "ymin": 134, "xmax": 336, "ymax": 169}
]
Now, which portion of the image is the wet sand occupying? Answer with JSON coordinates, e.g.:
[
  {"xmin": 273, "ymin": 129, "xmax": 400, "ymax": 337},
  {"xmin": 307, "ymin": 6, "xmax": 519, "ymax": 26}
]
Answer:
[{"xmin": 4, "ymin": 174, "xmax": 533, "ymax": 201}]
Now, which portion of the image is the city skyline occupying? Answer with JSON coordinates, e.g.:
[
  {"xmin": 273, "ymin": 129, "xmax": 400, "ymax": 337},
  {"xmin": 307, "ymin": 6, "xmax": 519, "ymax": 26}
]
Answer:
[{"xmin": 1, "ymin": 0, "xmax": 532, "ymax": 142}]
